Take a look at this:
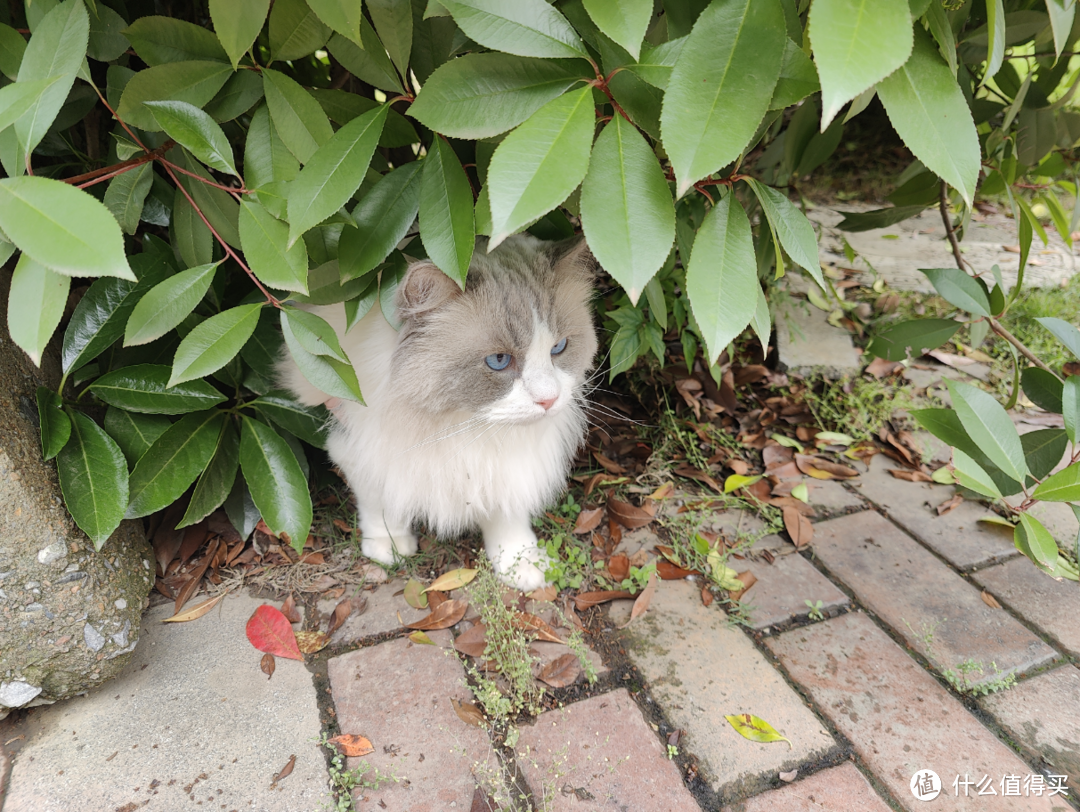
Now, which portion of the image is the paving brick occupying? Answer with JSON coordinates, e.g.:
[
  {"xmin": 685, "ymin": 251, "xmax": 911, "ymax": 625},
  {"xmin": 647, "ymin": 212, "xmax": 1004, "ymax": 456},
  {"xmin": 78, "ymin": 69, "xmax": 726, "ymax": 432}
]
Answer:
[
  {"xmin": 979, "ymin": 666, "xmax": 1080, "ymax": 798},
  {"xmin": 775, "ymin": 299, "xmax": 860, "ymax": 379},
  {"xmin": 327, "ymin": 633, "xmax": 497, "ymax": 810},
  {"xmin": 811, "ymin": 511, "xmax": 1057, "ymax": 686},
  {"xmin": 720, "ymin": 763, "xmax": 893, "ymax": 812},
  {"xmin": 317, "ymin": 580, "xmax": 429, "ymax": 646},
  {"xmin": 515, "ymin": 689, "xmax": 700, "ymax": 811},
  {"xmin": 767, "ymin": 612, "xmax": 1069, "ymax": 811},
  {"xmin": 803, "ymin": 480, "xmax": 866, "ymax": 516},
  {"xmin": 617, "ymin": 579, "xmax": 837, "ymax": 799},
  {"xmin": 971, "ymin": 557, "xmax": 1080, "ymax": 659},
  {"xmin": 851, "ymin": 452, "xmax": 1017, "ymax": 569},
  {"xmin": 737, "ymin": 536, "xmax": 850, "ymax": 630}
]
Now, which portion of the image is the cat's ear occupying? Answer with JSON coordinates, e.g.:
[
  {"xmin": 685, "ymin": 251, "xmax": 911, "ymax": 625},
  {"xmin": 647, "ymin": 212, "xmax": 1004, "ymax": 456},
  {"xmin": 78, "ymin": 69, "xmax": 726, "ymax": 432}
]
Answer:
[
  {"xmin": 549, "ymin": 237, "xmax": 596, "ymax": 281},
  {"xmin": 397, "ymin": 261, "xmax": 461, "ymax": 318}
]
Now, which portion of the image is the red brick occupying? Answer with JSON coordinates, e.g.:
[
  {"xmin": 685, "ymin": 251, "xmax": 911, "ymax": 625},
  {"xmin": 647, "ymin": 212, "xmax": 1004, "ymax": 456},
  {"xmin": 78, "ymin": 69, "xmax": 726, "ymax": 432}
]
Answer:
[
  {"xmin": 721, "ymin": 763, "xmax": 892, "ymax": 812},
  {"xmin": 767, "ymin": 612, "xmax": 1066, "ymax": 811},
  {"xmin": 739, "ymin": 535, "xmax": 850, "ymax": 629},
  {"xmin": 515, "ymin": 689, "xmax": 700, "ymax": 811}
]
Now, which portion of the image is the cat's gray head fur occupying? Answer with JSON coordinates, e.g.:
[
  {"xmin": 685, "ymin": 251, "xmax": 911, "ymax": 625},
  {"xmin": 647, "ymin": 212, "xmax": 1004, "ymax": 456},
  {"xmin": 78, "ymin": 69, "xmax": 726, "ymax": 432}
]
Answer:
[{"xmin": 390, "ymin": 235, "xmax": 598, "ymax": 419}]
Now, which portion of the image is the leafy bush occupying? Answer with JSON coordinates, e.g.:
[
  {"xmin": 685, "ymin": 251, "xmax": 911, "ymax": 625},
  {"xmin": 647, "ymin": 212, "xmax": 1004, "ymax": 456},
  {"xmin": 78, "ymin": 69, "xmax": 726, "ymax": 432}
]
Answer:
[{"xmin": 0, "ymin": 0, "xmax": 1076, "ymax": 577}]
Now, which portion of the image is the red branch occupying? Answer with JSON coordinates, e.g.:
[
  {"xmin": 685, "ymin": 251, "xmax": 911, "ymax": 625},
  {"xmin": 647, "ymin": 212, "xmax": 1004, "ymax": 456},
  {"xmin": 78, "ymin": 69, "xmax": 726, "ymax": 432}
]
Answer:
[{"xmin": 64, "ymin": 140, "xmax": 175, "ymax": 186}]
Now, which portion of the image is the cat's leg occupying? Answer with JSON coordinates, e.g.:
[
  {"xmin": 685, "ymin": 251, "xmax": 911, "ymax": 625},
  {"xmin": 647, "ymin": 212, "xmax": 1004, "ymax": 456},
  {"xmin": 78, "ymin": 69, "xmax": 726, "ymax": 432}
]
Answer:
[
  {"xmin": 355, "ymin": 489, "xmax": 418, "ymax": 565},
  {"xmin": 479, "ymin": 513, "xmax": 552, "ymax": 592}
]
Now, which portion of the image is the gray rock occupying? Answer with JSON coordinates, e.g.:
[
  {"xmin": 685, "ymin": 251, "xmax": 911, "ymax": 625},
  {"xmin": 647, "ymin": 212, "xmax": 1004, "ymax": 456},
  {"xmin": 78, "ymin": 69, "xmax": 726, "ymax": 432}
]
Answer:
[{"xmin": 0, "ymin": 271, "xmax": 153, "ymax": 716}]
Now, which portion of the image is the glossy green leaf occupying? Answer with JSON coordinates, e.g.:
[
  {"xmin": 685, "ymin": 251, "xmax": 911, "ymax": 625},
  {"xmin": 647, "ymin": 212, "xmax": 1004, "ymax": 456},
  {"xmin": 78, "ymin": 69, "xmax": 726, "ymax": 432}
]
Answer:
[
  {"xmin": 209, "ymin": 0, "xmax": 270, "ymax": 68},
  {"xmin": 262, "ymin": 68, "xmax": 335, "ymax": 164},
  {"xmin": 339, "ymin": 161, "xmax": 423, "ymax": 281},
  {"xmin": 685, "ymin": 193, "xmax": 758, "ymax": 365},
  {"xmin": 282, "ymin": 308, "xmax": 349, "ymax": 363},
  {"xmin": 57, "ymin": 409, "xmax": 128, "ymax": 549},
  {"xmin": 36, "ymin": 387, "xmax": 70, "ymax": 460},
  {"xmin": 205, "ymin": 69, "xmax": 265, "ymax": 122},
  {"xmin": 269, "ymin": 0, "xmax": 332, "ymax": 62},
  {"xmin": 145, "ymin": 100, "xmax": 238, "ymax": 176},
  {"xmin": 582, "ymin": 0, "xmax": 651, "ymax": 59},
  {"xmin": 368, "ymin": 0, "xmax": 413, "ymax": 76},
  {"xmin": 7, "ymin": 253, "xmax": 69, "ymax": 366},
  {"xmin": 170, "ymin": 150, "xmax": 240, "ymax": 249},
  {"xmin": 745, "ymin": 178, "xmax": 824, "ymax": 290},
  {"xmin": 281, "ymin": 311, "xmax": 364, "ymax": 402},
  {"xmin": 123, "ymin": 16, "xmax": 230, "ymax": 65},
  {"xmin": 1063, "ymin": 376, "xmax": 1079, "ymax": 443},
  {"xmin": 87, "ymin": 3, "xmax": 129, "ymax": 62},
  {"xmin": 947, "ymin": 379, "xmax": 1027, "ymax": 483},
  {"xmin": 626, "ymin": 37, "xmax": 685, "ymax": 89},
  {"xmin": 1021, "ymin": 367, "xmax": 1064, "ymax": 414},
  {"xmin": 179, "ymin": 418, "xmax": 240, "ymax": 527},
  {"xmin": 835, "ymin": 205, "xmax": 927, "ymax": 232},
  {"xmin": 419, "ymin": 136, "xmax": 476, "ymax": 289},
  {"xmin": 91, "ymin": 365, "xmax": 227, "ymax": 414},
  {"xmin": 661, "ymin": 0, "xmax": 785, "ymax": 197},
  {"xmin": 125, "ymin": 262, "xmax": 220, "ymax": 346},
  {"xmin": 1033, "ymin": 463, "xmax": 1080, "ymax": 502},
  {"xmin": 171, "ymin": 185, "xmax": 213, "ymax": 268},
  {"xmin": 103, "ymin": 407, "xmax": 172, "ymax": 467},
  {"xmin": 808, "ymin": 0, "xmax": 911, "ymax": 129},
  {"xmin": 103, "ymin": 162, "xmax": 154, "ymax": 235},
  {"xmin": 770, "ymin": 38, "xmax": 819, "ymax": 109},
  {"xmin": 287, "ymin": 105, "xmax": 388, "ymax": 247},
  {"xmin": 580, "ymin": 115, "xmax": 674, "ymax": 304},
  {"xmin": 1036, "ymin": 317, "xmax": 1080, "ymax": 360},
  {"xmin": 306, "ymin": 0, "xmax": 363, "ymax": 44},
  {"xmin": 310, "ymin": 88, "xmax": 417, "ymax": 147},
  {"xmin": 116, "ymin": 60, "xmax": 233, "ymax": 131},
  {"xmin": 1015, "ymin": 513, "xmax": 1059, "ymax": 571},
  {"xmin": 876, "ymin": 30, "xmax": 979, "ymax": 206},
  {"xmin": 14, "ymin": 0, "xmax": 89, "ymax": 155},
  {"xmin": 952, "ymin": 448, "xmax": 1002, "ymax": 499},
  {"xmin": 251, "ymin": 392, "xmax": 330, "ymax": 449},
  {"xmin": 223, "ymin": 474, "xmax": 260, "ymax": 539},
  {"xmin": 865, "ymin": 318, "xmax": 960, "ymax": 361},
  {"xmin": 1022, "ymin": 429, "xmax": 1068, "ymax": 482},
  {"xmin": 170, "ymin": 303, "xmax": 264, "ymax": 386},
  {"xmin": 0, "ymin": 78, "xmax": 61, "ymax": 136},
  {"xmin": 919, "ymin": 268, "xmax": 991, "ymax": 317},
  {"xmin": 983, "ymin": 0, "xmax": 1005, "ymax": 82},
  {"xmin": 244, "ymin": 103, "xmax": 300, "ymax": 189},
  {"xmin": 750, "ymin": 284, "xmax": 771, "ymax": 354},
  {"xmin": 126, "ymin": 410, "xmax": 224, "ymax": 518},
  {"xmin": 911, "ymin": 407, "xmax": 1022, "ymax": 496},
  {"xmin": 343, "ymin": 275, "xmax": 380, "ymax": 331},
  {"xmin": 0, "ymin": 176, "xmax": 134, "ymax": 281},
  {"xmin": 240, "ymin": 415, "xmax": 313, "ymax": 552},
  {"xmin": 1047, "ymin": 0, "xmax": 1075, "ymax": 59},
  {"xmin": 0, "ymin": 23, "xmax": 27, "ymax": 79},
  {"xmin": 488, "ymin": 86, "xmax": 594, "ymax": 248},
  {"xmin": 239, "ymin": 200, "xmax": 309, "ymax": 294},
  {"xmin": 440, "ymin": 0, "xmax": 587, "ymax": 59},
  {"xmin": 326, "ymin": 22, "xmax": 405, "ymax": 94}
]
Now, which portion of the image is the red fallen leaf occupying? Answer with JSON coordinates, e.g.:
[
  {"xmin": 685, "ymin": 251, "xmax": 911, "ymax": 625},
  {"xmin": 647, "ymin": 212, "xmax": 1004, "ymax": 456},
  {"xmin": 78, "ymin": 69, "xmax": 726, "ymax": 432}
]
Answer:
[
  {"xmin": 327, "ymin": 598, "xmax": 352, "ymax": 636},
  {"xmin": 607, "ymin": 496, "xmax": 653, "ymax": 529},
  {"xmin": 538, "ymin": 653, "xmax": 582, "ymax": 688},
  {"xmin": 272, "ymin": 754, "xmax": 295, "ymax": 784},
  {"xmin": 246, "ymin": 605, "xmax": 303, "ymax": 661},
  {"xmin": 328, "ymin": 734, "xmax": 374, "ymax": 757},
  {"xmin": 295, "ymin": 630, "xmax": 330, "ymax": 654},
  {"xmin": 574, "ymin": 590, "xmax": 634, "ymax": 610},
  {"xmin": 512, "ymin": 612, "xmax": 562, "ymax": 643},
  {"xmin": 620, "ymin": 572, "xmax": 657, "ymax": 628},
  {"xmin": 574, "ymin": 507, "xmax": 603, "ymax": 535},
  {"xmin": 729, "ymin": 571, "xmax": 757, "ymax": 602},
  {"xmin": 451, "ymin": 697, "xmax": 486, "ymax": 727},
  {"xmin": 657, "ymin": 560, "xmax": 695, "ymax": 580},
  {"xmin": 454, "ymin": 623, "xmax": 488, "ymax": 657},
  {"xmin": 260, "ymin": 652, "xmax": 275, "ymax": 680},
  {"xmin": 280, "ymin": 593, "xmax": 301, "ymax": 624},
  {"xmin": 608, "ymin": 553, "xmax": 629, "ymax": 582},
  {"xmin": 406, "ymin": 598, "xmax": 467, "ymax": 630},
  {"xmin": 593, "ymin": 451, "xmax": 626, "ymax": 474},
  {"xmin": 782, "ymin": 506, "xmax": 813, "ymax": 549},
  {"xmin": 888, "ymin": 469, "xmax": 933, "ymax": 482}
]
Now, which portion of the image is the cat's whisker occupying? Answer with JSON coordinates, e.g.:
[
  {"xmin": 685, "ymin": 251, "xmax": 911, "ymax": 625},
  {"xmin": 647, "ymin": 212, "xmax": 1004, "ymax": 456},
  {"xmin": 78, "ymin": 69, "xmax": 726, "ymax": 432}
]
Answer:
[
  {"xmin": 581, "ymin": 402, "xmax": 651, "ymax": 428},
  {"xmin": 405, "ymin": 417, "xmax": 490, "ymax": 451}
]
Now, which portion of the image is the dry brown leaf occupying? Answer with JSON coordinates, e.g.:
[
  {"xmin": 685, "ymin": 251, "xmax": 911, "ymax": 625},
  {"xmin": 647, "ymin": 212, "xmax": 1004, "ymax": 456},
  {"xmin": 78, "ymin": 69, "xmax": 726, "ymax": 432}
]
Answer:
[
  {"xmin": 272, "ymin": 755, "xmax": 295, "ymax": 784},
  {"xmin": 795, "ymin": 454, "xmax": 857, "ymax": 480},
  {"xmin": 298, "ymin": 551, "xmax": 325, "ymax": 565},
  {"xmin": 260, "ymin": 652, "xmax": 275, "ymax": 680},
  {"xmin": 152, "ymin": 502, "xmax": 185, "ymax": 575},
  {"xmin": 728, "ymin": 459, "xmax": 750, "ymax": 476},
  {"xmin": 763, "ymin": 444, "xmax": 794, "ymax": 468},
  {"xmin": 427, "ymin": 590, "xmax": 447, "ymax": 611},
  {"xmin": 674, "ymin": 464, "xmax": 723, "ymax": 492},
  {"xmin": 573, "ymin": 508, "xmax": 603, "ymax": 535},
  {"xmin": 620, "ymin": 572, "xmax": 657, "ymax": 628},
  {"xmin": 607, "ymin": 553, "xmax": 629, "ymax": 582},
  {"xmin": 1064, "ymin": 361, "xmax": 1080, "ymax": 377},
  {"xmin": 888, "ymin": 469, "xmax": 933, "ymax": 482},
  {"xmin": 295, "ymin": 630, "xmax": 330, "ymax": 654},
  {"xmin": 172, "ymin": 538, "xmax": 218, "ymax": 614},
  {"xmin": 981, "ymin": 590, "xmax": 1002, "ymax": 609},
  {"xmin": 607, "ymin": 517, "xmax": 623, "ymax": 547},
  {"xmin": 425, "ymin": 568, "xmax": 477, "ymax": 593},
  {"xmin": 593, "ymin": 451, "xmax": 626, "ymax": 474},
  {"xmin": 582, "ymin": 472, "xmax": 628, "ymax": 496},
  {"xmin": 454, "ymin": 623, "xmax": 488, "ymax": 657},
  {"xmin": 538, "ymin": 653, "xmax": 582, "ymax": 688},
  {"xmin": 332, "ymin": 518, "xmax": 353, "ymax": 534},
  {"xmin": 729, "ymin": 571, "xmax": 757, "ymax": 602},
  {"xmin": 767, "ymin": 496, "xmax": 817, "ymax": 516},
  {"xmin": 574, "ymin": 590, "xmax": 635, "ymax": 610},
  {"xmin": 529, "ymin": 584, "xmax": 558, "ymax": 602},
  {"xmin": 280, "ymin": 593, "xmax": 301, "ymax": 624},
  {"xmin": 328, "ymin": 734, "xmax": 374, "ymax": 757},
  {"xmin": 701, "ymin": 585, "xmax": 714, "ymax": 607},
  {"xmin": 471, "ymin": 786, "xmax": 498, "ymax": 812},
  {"xmin": 512, "ymin": 612, "xmax": 562, "ymax": 643},
  {"xmin": 628, "ymin": 549, "xmax": 650, "ymax": 568},
  {"xmin": 327, "ymin": 598, "xmax": 353, "ymax": 636},
  {"xmin": 779, "ymin": 769, "xmax": 798, "ymax": 782},
  {"xmin": 562, "ymin": 597, "xmax": 584, "ymax": 630},
  {"xmin": 648, "ymin": 482, "xmax": 675, "ymax": 500},
  {"xmin": 734, "ymin": 364, "xmax": 769, "ymax": 385},
  {"xmin": 936, "ymin": 493, "xmax": 963, "ymax": 516},
  {"xmin": 865, "ymin": 357, "xmax": 904, "ymax": 379},
  {"xmin": 451, "ymin": 697, "xmax": 486, "ymax": 727},
  {"xmin": 406, "ymin": 598, "xmax": 467, "ymax": 630},
  {"xmin": 607, "ymin": 497, "xmax": 654, "ymax": 529},
  {"xmin": 746, "ymin": 478, "xmax": 773, "ymax": 502},
  {"xmin": 178, "ymin": 522, "xmax": 209, "ymax": 566},
  {"xmin": 782, "ymin": 506, "xmax": 813, "ymax": 548},
  {"xmin": 162, "ymin": 591, "xmax": 227, "ymax": 623},
  {"xmin": 656, "ymin": 560, "xmax": 696, "ymax": 580}
]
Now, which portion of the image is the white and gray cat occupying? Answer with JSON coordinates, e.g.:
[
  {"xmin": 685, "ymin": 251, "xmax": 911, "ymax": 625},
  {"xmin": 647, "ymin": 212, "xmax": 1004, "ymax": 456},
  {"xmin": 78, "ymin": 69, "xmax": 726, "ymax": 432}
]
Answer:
[{"xmin": 278, "ymin": 235, "xmax": 598, "ymax": 591}]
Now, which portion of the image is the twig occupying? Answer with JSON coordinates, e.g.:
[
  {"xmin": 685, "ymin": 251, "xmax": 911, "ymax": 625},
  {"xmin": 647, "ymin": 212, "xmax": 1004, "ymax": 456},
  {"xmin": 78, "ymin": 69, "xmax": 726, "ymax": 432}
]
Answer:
[
  {"xmin": 987, "ymin": 318, "xmax": 1058, "ymax": 375},
  {"xmin": 64, "ymin": 140, "xmax": 175, "ymax": 186},
  {"xmin": 939, "ymin": 181, "xmax": 973, "ymax": 272},
  {"xmin": 158, "ymin": 157, "xmax": 246, "ymax": 197}
]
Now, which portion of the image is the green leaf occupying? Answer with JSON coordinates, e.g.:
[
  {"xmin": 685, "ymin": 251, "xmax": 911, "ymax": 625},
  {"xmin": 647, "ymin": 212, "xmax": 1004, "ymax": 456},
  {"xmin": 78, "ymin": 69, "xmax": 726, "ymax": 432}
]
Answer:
[
  {"xmin": 750, "ymin": 284, "xmax": 771, "ymax": 354},
  {"xmin": 368, "ymin": 0, "xmax": 413, "ymax": 77},
  {"xmin": 724, "ymin": 714, "xmax": 791, "ymax": 749},
  {"xmin": 1015, "ymin": 513, "xmax": 1059, "ymax": 570},
  {"xmin": 280, "ymin": 310, "xmax": 364, "ymax": 403},
  {"xmin": 126, "ymin": 410, "xmax": 224, "ymax": 518},
  {"xmin": 125, "ymin": 262, "xmax": 220, "ymax": 347},
  {"xmin": 865, "ymin": 318, "xmax": 960, "ymax": 361},
  {"xmin": 626, "ymin": 37, "xmax": 685, "ymax": 89},
  {"xmin": 7, "ymin": 253, "xmax": 69, "ymax": 366},
  {"xmin": 306, "ymin": 0, "xmax": 363, "ymax": 44},
  {"xmin": 983, "ymin": 0, "xmax": 1004, "ymax": 82},
  {"xmin": 240, "ymin": 415, "xmax": 312, "ymax": 552},
  {"xmin": 0, "ymin": 23, "xmax": 27, "ymax": 80},
  {"xmin": 269, "ymin": 0, "xmax": 331, "ymax": 62},
  {"xmin": 0, "ymin": 78, "xmax": 61, "ymax": 136},
  {"xmin": 919, "ymin": 268, "xmax": 991, "ymax": 317},
  {"xmin": 488, "ymin": 86, "xmax": 594, "ymax": 248},
  {"xmin": 1021, "ymin": 428, "xmax": 1068, "ymax": 482},
  {"xmin": 223, "ymin": 474, "xmax": 260, "ymax": 540},
  {"xmin": 440, "ymin": 0, "xmax": 587, "ymax": 59},
  {"xmin": 103, "ymin": 162, "xmax": 154, "ymax": 235},
  {"xmin": 408, "ymin": 53, "xmax": 588, "ymax": 139},
  {"xmin": 1021, "ymin": 367, "xmax": 1064, "ymax": 414},
  {"xmin": 287, "ymin": 105, "xmax": 388, "ymax": 246},
  {"xmin": 339, "ymin": 161, "xmax": 423, "ymax": 281},
  {"xmin": 209, "ymin": 0, "xmax": 270, "ymax": 69},
  {"xmin": 685, "ymin": 193, "xmax": 758, "ymax": 365},
  {"xmin": 251, "ymin": 392, "xmax": 330, "ymax": 449},
  {"xmin": 87, "ymin": 3, "xmax": 130, "ymax": 62},
  {"xmin": 326, "ymin": 23, "xmax": 404, "ymax": 94},
  {"xmin": 171, "ymin": 149, "xmax": 241, "ymax": 249},
  {"xmin": 36, "ymin": 387, "xmax": 70, "ymax": 460},
  {"xmin": 770, "ymin": 38, "xmax": 820, "ymax": 109},
  {"xmin": 123, "ymin": 16, "xmax": 230, "ymax": 65},
  {"xmin": 282, "ymin": 308, "xmax": 349, "ymax": 363},
  {"xmin": 171, "ymin": 185, "xmax": 213, "ymax": 268},
  {"xmin": 580, "ymin": 115, "xmax": 674, "ymax": 304},
  {"xmin": 946, "ymin": 379, "xmax": 1027, "ymax": 483},
  {"xmin": 310, "ymin": 88, "xmax": 417, "ymax": 147},
  {"xmin": 808, "ymin": 0, "xmax": 912, "ymax": 128},
  {"xmin": 103, "ymin": 407, "xmax": 172, "ymax": 467},
  {"xmin": 582, "ymin": 0, "xmax": 651, "ymax": 60},
  {"xmin": 14, "ymin": 0, "xmax": 89, "ymax": 155},
  {"xmin": 179, "ymin": 418, "xmax": 240, "ymax": 527},
  {"xmin": 952, "ymin": 448, "xmax": 1002, "ymax": 499},
  {"xmin": 925, "ymin": 0, "xmax": 956, "ymax": 76},
  {"xmin": 262, "ymin": 68, "xmax": 335, "ymax": 164},
  {"xmin": 1047, "ymin": 0, "xmax": 1075, "ymax": 59},
  {"xmin": 1036, "ymin": 317, "xmax": 1080, "ymax": 360},
  {"xmin": 244, "ymin": 103, "xmax": 299, "ymax": 188},
  {"xmin": 239, "ymin": 199, "xmax": 309, "ymax": 294},
  {"xmin": 0, "ymin": 176, "xmax": 134, "ymax": 281},
  {"xmin": 91, "ymin": 364, "xmax": 226, "ymax": 414},
  {"xmin": 419, "ymin": 136, "xmax": 476, "ymax": 289},
  {"xmin": 1064, "ymin": 376, "xmax": 1079, "ymax": 443},
  {"xmin": 145, "ymin": 100, "xmax": 238, "ymax": 176},
  {"xmin": 170, "ymin": 303, "xmax": 264, "ymax": 387},
  {"xmin": 745, "ymin": 178, "xmax": 824, "ymax": 290},
  {"xmin": 835, "ymin": 205, "xmax": 927, "ymax": 232},
  {"xmin": 661, "ymin": 0, "xmax": 785, "ymax": 197},
  {"xmin": 116, "ymin": 60, "xmax": 233, "ymax": 131},
  {"xmin": 876, "ymin": 30, "xmax": 980, "ymax": 206},
  {"xmin": 57, "ymin": 409, "xmax": 128, "ymax": 549},
  {"xmin": 1033, "ymin": 461, "xmax": 1080, "ymax": 503}
]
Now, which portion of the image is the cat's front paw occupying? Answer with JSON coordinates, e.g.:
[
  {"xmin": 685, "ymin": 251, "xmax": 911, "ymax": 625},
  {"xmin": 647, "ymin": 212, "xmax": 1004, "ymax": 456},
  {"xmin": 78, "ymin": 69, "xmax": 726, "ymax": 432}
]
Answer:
[
  {"xmin": 490, "ymin": 543, "xmax": 553, "ymax": 593},
  {"xmin": 361, "ymin": 531, "xmax": 419, "ymax": 565}
]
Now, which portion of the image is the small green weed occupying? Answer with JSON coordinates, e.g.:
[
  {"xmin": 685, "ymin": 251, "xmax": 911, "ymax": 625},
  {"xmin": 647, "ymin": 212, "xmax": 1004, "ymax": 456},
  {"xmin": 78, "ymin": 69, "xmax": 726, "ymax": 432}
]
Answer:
[
  {"xmin": 907, "ymin": 620, "xmax": 1016, "ymax": 697},
  {"xmin": 535, "ymin": 494, "xmax": 592, "ymax": 591},
  {"xmin": 318, "ymin": 733, "xmax": 398, "ymax": 812},
  {"xmin": 805, "ymin": 599, "xmax": 825, "ymax": 620},
  {"xmin": 800, "ymin": 375, "xmax": 916, "ymax": 442}
]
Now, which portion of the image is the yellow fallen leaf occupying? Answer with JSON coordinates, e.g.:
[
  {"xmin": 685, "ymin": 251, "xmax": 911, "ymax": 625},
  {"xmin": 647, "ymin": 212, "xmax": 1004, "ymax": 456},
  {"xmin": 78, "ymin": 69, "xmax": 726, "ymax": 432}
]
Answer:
[
  {"xmin": 162, "ymin": 591, "xmax": 227, "ymax": 622},
  {"xmin": 648, "ymin": 482, "xmax": 676, "ymax": 500},
  {"xmin": 791, "ymin": 483, "xmax": 809, "ymax": 503},
  {"xmin": 403, "ymin": 579, "xmax": 428, "ymax": 609},
  {"xmin": 424, "ymin": 568, "xmax": 477, "ymax": 593},
  {"xmin": 409, "ymin": 630, "xmax": 435, "ymax": 645},
  {"xmin": 725, "ymin": 714, "xmax": 792, "ymax": 749},
  {"xmin": 724, "ymin": 474, "xmax": 762, "ymax": 494}
]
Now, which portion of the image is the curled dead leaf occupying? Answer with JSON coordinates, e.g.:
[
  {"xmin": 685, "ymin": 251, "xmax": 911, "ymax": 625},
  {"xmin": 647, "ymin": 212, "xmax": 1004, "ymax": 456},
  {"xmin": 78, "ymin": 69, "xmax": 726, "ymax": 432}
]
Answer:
[
  {"xmin": 280, "ymin": 593, "xmax": 301, "ymax": 624},
  {"xmin": 607, "ymin": 496, "xmax": 654, "ymax": 529},
  {"xmin": 451, "ymin": 697, "xmax": 486, "ymax": 728},
  {"xmin": 701, "ymin": 585, "xmax": 714, "ymax": 606},
  {"xmin": 573, "ymin": 507, "xmax": 603, "ymax": 534},
  {"xmin": 327, "ymin": 734, "xmax": 374, "ymax": 757},
  {"xmin": 260, "ymin": 652, "xmax": 275, "ymax": 680},
  {"xmin": 656, "ymin": 560, "xmax": 695, "ymax": 580},
  {"xmin": 607, "ymin": 553, "xmax": 629, "ymax": 582},
  {"xmin": 512, "ymin": 612, "xmax": 562, "ymax": 643},
  {"xmin": 574, "ymin": 590, "xmax": 634, "ymax": 610},
  {"xmin": 888, "ymin": 469, "xmax": 933, "ymax": 482},
  {"xmin": 454, "ymin": 623, "xmax": 488, "ymax": 657},
  {"xmin": 163, "ymin": 591, "xmax": 227, "ymax": 623},
  {"xmin": 272, "ymin": 754, "xmax": 296, "ymax": 784},
  {"xmin": 295, "ymin": 630, "xmax": 330, "ymax": 654},
  {"xmin": 648, "ymin": 482, "xmax": 675, "ymax": 500},
  {"xmin": 593, "ymin": 451, "xmax": 626, "ymax": 474},
  {"xmin": 728, "ymin": 571, "xmax": 757, "ymax": 602},
  {"xmin": 327, "ymin": 598, "xmax": 353, "ymax": 636},
  {"xmin": 619, "ymin": 571, "xmax": 657, "ymax": 628},
  {"xmin": 795, "ymin": 454, "xmax": 857, "ymax": 480},
  {"xmin": 936, "ymin": 493, "xmax": 963, "ymax": 515},
  {"xmin": 981, "ymin": 590, "xmax": 1002, "ymax": 609},
  {"xmin": 782, "ymin": 506, "xmax": 813, "ymax": 548},
  {"xmin": 538, "ymin": 653, "xmax": 582, "ymax": 688},
  {"xmin": 406, "ymin": 598, "xmax": 467, "ymax": 630}
]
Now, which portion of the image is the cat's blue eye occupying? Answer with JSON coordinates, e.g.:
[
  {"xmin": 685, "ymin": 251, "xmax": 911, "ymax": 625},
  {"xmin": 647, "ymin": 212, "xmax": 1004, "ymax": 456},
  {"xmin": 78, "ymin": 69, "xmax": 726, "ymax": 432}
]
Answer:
[
  {"xmin": 485, "ymin": 353, "xmax": 512, "ymax": 370},
  {"xmin": 551, "ymin": 338, "xmax": 567, "ymax": 355}
]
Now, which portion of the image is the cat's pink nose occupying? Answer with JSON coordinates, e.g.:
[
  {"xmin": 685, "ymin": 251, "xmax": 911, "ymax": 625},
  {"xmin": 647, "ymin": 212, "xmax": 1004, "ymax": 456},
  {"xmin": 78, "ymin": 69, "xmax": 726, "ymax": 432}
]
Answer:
[{"xmin": 537, "ymin": 397, "xmax": 556, "ymax": 411}]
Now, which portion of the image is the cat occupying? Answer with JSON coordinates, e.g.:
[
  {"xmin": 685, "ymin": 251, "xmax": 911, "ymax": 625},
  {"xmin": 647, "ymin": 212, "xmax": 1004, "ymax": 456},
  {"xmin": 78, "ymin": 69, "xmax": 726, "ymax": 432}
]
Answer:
[{"xmin": 277, "ymin": 235, "xmax": 598, "ymax": 591}]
